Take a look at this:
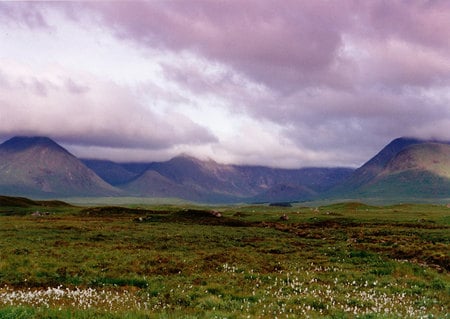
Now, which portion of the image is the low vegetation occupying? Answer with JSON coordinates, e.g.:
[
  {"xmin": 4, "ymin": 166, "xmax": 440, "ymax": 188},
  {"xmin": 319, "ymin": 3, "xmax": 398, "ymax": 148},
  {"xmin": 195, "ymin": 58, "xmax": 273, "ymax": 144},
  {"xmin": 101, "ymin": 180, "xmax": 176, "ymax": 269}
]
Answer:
[{"xmin": 0, "ymin": 199, "xmax": 449, "ymax": 318}]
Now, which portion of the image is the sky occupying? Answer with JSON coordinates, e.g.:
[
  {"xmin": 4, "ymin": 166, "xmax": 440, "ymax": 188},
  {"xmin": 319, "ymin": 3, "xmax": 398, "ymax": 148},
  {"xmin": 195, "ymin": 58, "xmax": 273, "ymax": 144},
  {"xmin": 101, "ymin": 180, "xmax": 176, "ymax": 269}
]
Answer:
[{"xmin": 0, "ymin": 1, "xmax": 449, "ymax": 168}]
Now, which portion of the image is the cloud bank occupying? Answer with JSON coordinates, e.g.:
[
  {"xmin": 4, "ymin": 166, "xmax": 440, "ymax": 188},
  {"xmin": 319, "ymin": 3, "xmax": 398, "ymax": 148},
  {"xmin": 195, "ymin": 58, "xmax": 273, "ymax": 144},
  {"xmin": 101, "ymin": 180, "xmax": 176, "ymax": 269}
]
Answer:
[{"xmin": 0, "ymin": 1, "xmax": 449, "ymax": 167}]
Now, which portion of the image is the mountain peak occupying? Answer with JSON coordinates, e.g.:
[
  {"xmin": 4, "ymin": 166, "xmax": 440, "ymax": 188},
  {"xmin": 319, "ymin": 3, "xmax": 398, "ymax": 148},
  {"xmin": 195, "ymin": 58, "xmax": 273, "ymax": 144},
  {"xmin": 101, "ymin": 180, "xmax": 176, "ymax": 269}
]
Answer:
[
  {"xmin": 0, "ymin": 136, "xmax": 67, "ymax": 153},
  {"xmin": 171, "ymin": 154, "xmax": 210, "ymax": 164},
  {"xmin": 327, "ymin": 138, "xmax": 450, "ymax": 200},
  {"xmin": 370, "ymin": 137, "xmax": 423, "ymax": 163}
]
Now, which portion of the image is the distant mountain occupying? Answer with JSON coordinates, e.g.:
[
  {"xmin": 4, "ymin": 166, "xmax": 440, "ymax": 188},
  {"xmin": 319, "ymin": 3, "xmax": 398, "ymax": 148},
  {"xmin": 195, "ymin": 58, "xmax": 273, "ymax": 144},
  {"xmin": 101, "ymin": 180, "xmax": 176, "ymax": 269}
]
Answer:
[
  {"xmin": 81, "ymin": 159, "xmax": 141, "ymax": 185},
  {"xmin": 122, "ymin": 156, "xmax": 255, "ymax": 202},
  {"xmin": 0, "ymin": 136, "xmax": 353, "ymax": 202},
  {"xmin": 3, "ymin": 135, "xmax": 447, "ymax": 203},
  {"xmin": 327, "ymin": 138, "xmax": 450, "ymax": 200},
  {"xmin": 0, "ymin": 136, "xmax": 120, "ymax": 197},
  {"xmin": 120, "ymin": 155, "xmax": 354, "ymax": 203},
  {"xmin": 122, "ymin": 169, "xmax": 229, "ymax": 202}
]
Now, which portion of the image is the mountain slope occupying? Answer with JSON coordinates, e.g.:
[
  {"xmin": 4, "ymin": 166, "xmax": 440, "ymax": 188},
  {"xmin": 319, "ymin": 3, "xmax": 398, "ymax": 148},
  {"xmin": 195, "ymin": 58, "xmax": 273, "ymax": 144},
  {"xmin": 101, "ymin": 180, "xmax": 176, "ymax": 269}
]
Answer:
[
  {"xmin": 81, "ymin": 159, "xmax": 140, "ymax": 185},
  {"xmin": 127, "ymin": 156, "xmax": 257, "ymax": 202},
  {"xmin": 147, "ymin": 155, "xmax": 245, "ymax": 195},
  {"xmin": 328, "ymin": 139, "xmax": 450, "ymax": 200},
  {"xmin": 122, "ymin": 169, "xmax": 188, "ymax": 198},
  {"xmin": 342, "ymin": 137, "xmax": 425, "ymax": 188},
  {"xmin": 382, "ymin": 143, "xmax": 450, "ymax": 178},
  {"xmin": 361, "ymin": 142, "xmax": 450, "ymax": 198},
  {"xmin": 0, "ymin": 136, "xmax": 120, "ymax": 197}
]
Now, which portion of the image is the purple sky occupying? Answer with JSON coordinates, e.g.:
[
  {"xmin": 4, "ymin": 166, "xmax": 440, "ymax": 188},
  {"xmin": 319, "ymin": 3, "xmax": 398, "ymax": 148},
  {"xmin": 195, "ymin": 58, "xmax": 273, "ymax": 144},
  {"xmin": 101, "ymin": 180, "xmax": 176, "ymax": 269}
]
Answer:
[{"xmin": 1, "ymin": 1, "xmax": 449, "ymax": 168}]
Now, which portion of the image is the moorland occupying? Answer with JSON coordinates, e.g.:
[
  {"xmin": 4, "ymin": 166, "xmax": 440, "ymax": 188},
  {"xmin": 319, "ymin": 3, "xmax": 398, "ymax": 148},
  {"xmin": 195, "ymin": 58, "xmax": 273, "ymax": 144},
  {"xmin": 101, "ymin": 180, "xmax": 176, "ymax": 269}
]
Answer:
[{"xmin": 0, "ymin": 197, "xmax": 449, "ymax": 318}]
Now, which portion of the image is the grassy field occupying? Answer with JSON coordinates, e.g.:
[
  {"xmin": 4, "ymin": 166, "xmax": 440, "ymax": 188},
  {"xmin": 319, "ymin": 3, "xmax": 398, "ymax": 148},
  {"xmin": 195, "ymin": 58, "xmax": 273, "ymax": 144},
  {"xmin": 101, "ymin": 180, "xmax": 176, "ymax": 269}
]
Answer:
[{"xmin": 0, "ymin": 200, "xmax": 449, "ymax": 318}]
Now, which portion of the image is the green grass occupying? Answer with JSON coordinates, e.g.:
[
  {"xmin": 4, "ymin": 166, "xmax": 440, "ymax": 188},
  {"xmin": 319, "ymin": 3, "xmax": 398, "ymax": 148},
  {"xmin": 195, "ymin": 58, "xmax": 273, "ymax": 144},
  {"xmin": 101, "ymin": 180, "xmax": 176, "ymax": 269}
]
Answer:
[{"xmin": 0, "ymin": 201, "xmax": 449, "ymax": 318}]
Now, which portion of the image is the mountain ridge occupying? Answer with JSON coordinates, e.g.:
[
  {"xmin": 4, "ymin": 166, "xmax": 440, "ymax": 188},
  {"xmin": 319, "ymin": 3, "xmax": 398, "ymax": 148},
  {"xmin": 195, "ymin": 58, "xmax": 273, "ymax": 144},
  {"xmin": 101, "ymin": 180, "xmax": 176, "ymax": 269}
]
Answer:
[
  {"xmin": 1, "ymin": 136, "xmax": 449, "ymax": 202},
  {"xmin": 81, "ymin": 154, "xmax": 354, "ymax": 202},
  {"xmin": 120, "ymin": 155, "xmax": 354, "ymax": 202}
]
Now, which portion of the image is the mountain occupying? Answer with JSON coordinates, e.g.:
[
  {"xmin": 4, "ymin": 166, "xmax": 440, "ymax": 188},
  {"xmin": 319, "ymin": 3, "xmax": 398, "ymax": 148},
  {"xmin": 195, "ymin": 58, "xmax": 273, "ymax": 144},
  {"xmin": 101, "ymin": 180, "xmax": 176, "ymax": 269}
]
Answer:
[
  {"xmin": 360, "ymin": 142, "xmax": 450, "ymax": 198},
  {"xmin": 382, "ymin": 143, "xmax": 450, "ymax": 178},
  {"xmin": 81, "ymin": 159, "xmax": 141, "ymax": 185},
  {"xmin": 0, "ymin": 136, "xmax": 119, "ymax": 197},
  {"xmin": 3, "ymin": 135, "xmax": 447, "ymax": 203},
  {"xmin": 327, "ymin": 138, "xmax": 450, "ymax": 200},
  {"xmin": 0, "ymin": 136, "xmax": 353, "ymax": 202},
  {"xmin": 122, "ymin": 169, "xmax": 221, "ymax": 202},
  {"xmin": 123, "ymin": 156, "xmax": 255, "ymax": 202},
  {"xmin": 340, "ymin": 137, "xmax": 425, "ymax": 188},
  {"xmin": 121, "ymin": 155, "xmax": 354, "ymax": 203}
]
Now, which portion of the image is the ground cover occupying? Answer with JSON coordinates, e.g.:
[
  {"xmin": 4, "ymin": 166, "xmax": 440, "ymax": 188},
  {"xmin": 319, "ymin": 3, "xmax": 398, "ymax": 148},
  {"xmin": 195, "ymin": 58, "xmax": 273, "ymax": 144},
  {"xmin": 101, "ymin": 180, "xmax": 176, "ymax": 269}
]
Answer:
[{"xmin": 0, "ymin": 202, "xmax": 448, "ymax": 318}]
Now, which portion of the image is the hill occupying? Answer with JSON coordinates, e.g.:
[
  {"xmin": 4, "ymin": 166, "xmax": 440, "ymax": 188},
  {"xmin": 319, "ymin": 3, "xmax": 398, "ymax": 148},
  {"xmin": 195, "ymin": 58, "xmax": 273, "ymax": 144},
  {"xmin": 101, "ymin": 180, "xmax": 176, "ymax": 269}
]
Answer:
[
  {"xmin": 0, "ymin": 136, "xmax": 120, "ymax": 198},
  {"xmin": 327, "ymin": 139, "xmax": 450, "ymax": 200},
  {"xmin": 0, "ymin": 195, "xmax": 72, "ymax": 208}
]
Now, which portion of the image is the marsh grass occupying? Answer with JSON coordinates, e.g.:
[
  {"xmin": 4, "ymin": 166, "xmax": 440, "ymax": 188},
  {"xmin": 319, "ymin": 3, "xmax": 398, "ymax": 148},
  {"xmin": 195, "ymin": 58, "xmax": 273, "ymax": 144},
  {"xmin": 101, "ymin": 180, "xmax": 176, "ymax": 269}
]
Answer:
[{"xmin": 0, "ymin": 202, "xmax": 448, "ymax": 318}]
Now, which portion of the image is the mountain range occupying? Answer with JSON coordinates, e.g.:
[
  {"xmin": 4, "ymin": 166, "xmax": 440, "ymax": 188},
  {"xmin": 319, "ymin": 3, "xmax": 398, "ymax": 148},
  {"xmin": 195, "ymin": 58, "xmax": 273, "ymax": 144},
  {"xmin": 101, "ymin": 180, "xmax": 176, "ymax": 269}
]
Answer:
[
  {"xmin": 0, "ymin": 136, "xmax": 449, "ymax": 203},
  {"xmin": 82, "ymin": 155, "xmax": 353, "ymax": 202}
]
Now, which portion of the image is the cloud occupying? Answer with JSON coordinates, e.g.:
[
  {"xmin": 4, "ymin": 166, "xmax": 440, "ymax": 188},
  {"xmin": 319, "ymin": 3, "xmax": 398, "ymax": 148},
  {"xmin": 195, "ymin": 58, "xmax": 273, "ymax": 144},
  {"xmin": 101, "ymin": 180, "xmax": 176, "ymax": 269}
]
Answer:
[
  {"xmin": 357, "ymin": 1, "xmax": 450, "ymax": 51},
  {"xmin": 0, "ymin": 1, "xmax": 449, "ymax": 168},
  {"xmin": 66, "ymin": 1, "xmax": 450, "ymax": 163},
  {"xmin": 0, "ymin": 60, "xmax": 217, "ymax": 150},
  {"xmin": 0, "ymin": 2, "xmax": 50, "ymax": 29},
  {"xmin": 81, "ymin": 0, "xmax": 353, "ymax": 92},
  {"xmin": 84, "ymin": 1, "xmax": 450, "ymax": 90}
]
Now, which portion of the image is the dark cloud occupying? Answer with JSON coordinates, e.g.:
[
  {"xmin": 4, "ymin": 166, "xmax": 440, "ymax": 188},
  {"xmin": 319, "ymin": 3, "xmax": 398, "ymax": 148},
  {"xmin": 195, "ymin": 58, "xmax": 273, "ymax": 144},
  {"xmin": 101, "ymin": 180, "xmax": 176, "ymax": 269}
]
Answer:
[
  {"xmin": 83, "ymin": 0, "xmax": 450, "ymax": 165},
  {"xmin": 84, "ymin": 1, "xmax": 351, "ymax": 92},
  {"xmin": 84, "ymin": 1, "xmax": 450, "ymax": 90},
  {"xmin": 359, "ymin": 1, "xmax": 450, "ymax": 51}
]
